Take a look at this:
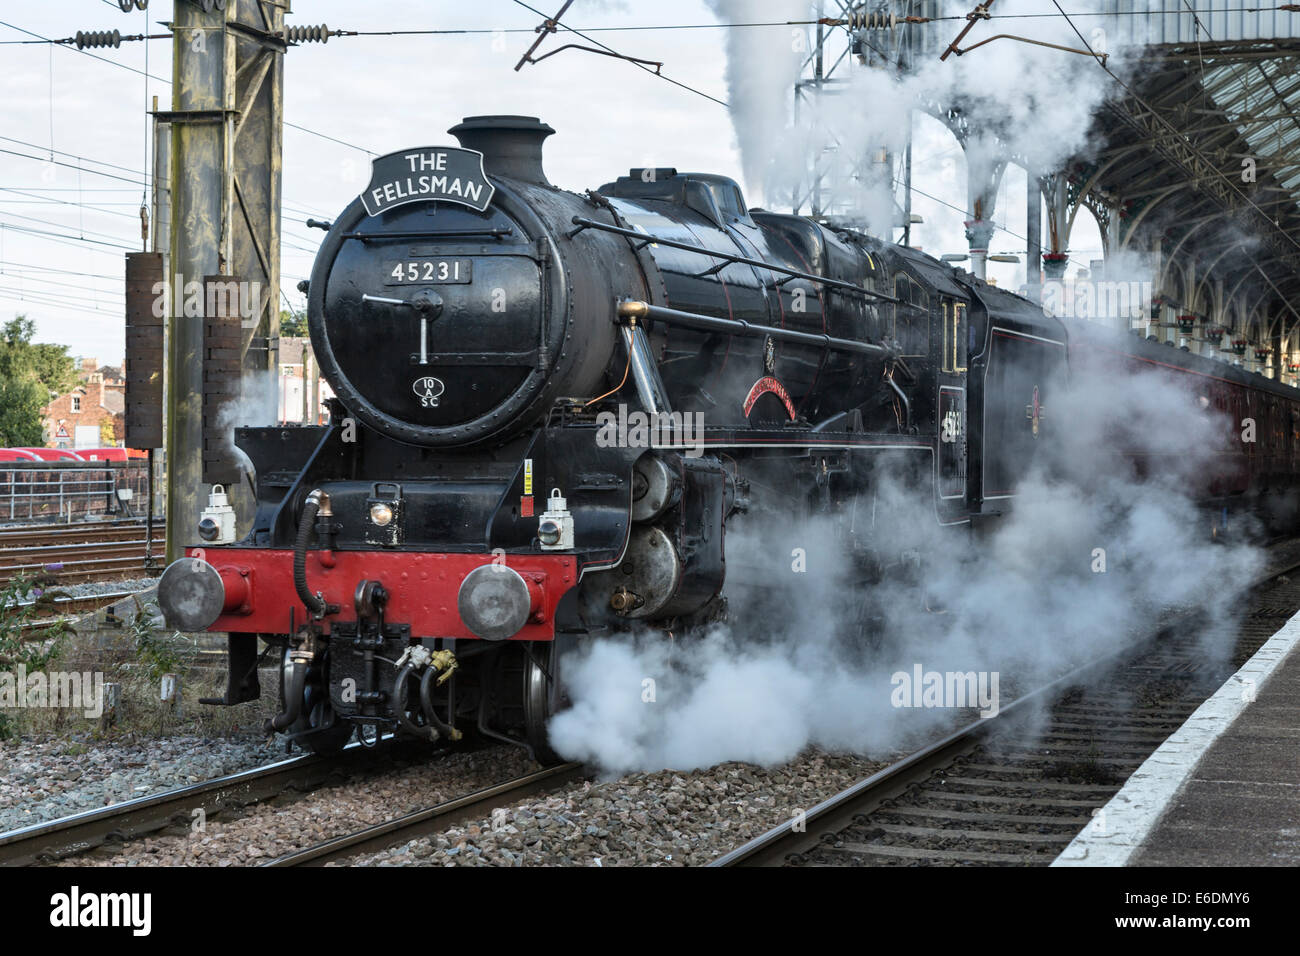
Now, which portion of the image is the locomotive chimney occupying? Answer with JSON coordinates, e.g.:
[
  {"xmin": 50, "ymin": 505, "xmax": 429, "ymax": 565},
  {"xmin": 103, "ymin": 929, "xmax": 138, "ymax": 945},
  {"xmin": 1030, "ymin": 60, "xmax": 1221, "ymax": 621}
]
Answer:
[{"xmin": 448, "ymin": 115, "xmax": 555, "ymax": 187}]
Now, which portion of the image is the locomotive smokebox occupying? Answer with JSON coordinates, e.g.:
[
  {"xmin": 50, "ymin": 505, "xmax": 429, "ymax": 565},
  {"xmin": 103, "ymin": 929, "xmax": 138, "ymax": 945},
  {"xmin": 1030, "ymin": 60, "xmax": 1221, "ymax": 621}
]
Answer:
[{"xmin": 448, "ymin": 115, "xmax": 555, "ymax": 186}]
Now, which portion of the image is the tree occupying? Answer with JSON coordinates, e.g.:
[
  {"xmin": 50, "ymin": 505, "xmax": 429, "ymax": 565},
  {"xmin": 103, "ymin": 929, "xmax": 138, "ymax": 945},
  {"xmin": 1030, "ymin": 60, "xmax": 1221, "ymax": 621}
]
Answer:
[
  {"xmin": 0, "ymin": 316, "xmax": 77, "ymax": 446},
  {"xmin": 0, "ymin": 376, "xmax": 45, "ymax": 446},
  {"xmin": 280, "ymin": 308, "xmax": 308, "ymax": 337}
]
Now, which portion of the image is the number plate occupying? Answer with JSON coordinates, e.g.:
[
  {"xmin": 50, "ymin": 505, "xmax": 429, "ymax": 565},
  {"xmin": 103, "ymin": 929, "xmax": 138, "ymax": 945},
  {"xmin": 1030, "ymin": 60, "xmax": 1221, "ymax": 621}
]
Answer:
[{"xmin": 383, "ymin": 258, "xmax": 472, "ymax": 285}]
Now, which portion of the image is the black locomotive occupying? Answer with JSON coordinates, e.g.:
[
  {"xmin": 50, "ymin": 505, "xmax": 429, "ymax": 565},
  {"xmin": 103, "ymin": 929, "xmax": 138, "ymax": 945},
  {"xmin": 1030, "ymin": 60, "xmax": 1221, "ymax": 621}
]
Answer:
[{"xmin": 157, "ymin": 115, "xmax": 1300, "ymax": 759}]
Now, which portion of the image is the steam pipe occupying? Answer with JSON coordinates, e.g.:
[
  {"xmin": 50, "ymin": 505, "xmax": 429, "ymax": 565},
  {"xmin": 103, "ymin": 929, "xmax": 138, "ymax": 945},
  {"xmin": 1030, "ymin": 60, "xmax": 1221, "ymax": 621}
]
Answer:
[
  {"xmin": 885, "ymin": 374, "xmax": 912, "ymax": 433},
  {"xmin": 267, "ymin": 658, "xmax": 307, "ymax": 732},
  {"xmin": 620, "ymin": 323, "xmax": 673, "ymax": 418},
  {"xmin": 393, "ymin": 664, "xmax": 438, "ymax": 741},
  {"xmin": 617, "ymin": 300, "xmax": 888, "ymax": 357},
  {"xmin": 419, "ymin": 666, "xmax": 461, "ymax": 741},
  {"xmin": 294, "ymin": 490, "xmax": 328, "ymax": 617}
]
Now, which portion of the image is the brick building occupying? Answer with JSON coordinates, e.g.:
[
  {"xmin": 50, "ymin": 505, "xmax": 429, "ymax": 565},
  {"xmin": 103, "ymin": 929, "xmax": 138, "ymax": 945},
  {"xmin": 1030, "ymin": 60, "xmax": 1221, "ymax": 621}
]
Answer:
[
  {"xmin": 278, "ymin": 336, "xmax": 331, "ymax": 424},
  {"xmin": 43, "ymin": 358, "xmax": 126, "ymax": 448}
]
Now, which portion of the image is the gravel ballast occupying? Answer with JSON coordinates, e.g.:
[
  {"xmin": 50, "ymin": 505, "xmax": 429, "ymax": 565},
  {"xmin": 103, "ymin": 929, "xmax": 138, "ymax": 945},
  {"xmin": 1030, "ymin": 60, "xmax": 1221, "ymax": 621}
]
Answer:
[
  {"xmin": 56, "ymin": 745, "xmax": 539, "ymax": 866},
  {"xmin": 0, "ymin": 733, "xmax": 282, "ymax": 832},
  {"xmin": 347, "ymin": 751, "xmax": 890, "ymax": 867}
]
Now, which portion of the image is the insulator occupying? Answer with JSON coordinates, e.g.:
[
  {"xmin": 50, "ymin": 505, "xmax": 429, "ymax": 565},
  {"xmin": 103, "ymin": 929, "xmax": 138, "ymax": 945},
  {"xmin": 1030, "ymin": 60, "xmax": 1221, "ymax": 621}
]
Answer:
[
  {"xmin": 848, "ymin": 12, "xmax": 898, "ymax": 30},
  {"xmin": 74, "ymin": 30, "xmax": 122, "ymax": 50},
  {"xmin": 117, "ymin": 0, "xmax": 148, "ymax": 10},
  {"xmin": 284, "ymin": 24, "xmax": 332, "ymax": 45}
]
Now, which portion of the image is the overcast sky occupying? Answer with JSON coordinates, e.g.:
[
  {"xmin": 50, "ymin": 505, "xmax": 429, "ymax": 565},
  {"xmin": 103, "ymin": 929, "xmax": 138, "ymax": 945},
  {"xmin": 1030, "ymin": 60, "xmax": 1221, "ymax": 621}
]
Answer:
[{"xmin": 0, "ymin": 1, "xmax": 1101, "ymax": 365}]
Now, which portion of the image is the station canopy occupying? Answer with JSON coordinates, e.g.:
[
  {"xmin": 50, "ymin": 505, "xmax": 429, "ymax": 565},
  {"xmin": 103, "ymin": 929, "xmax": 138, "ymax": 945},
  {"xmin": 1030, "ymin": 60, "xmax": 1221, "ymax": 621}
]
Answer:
[{"xmin": 1068, "ymin": 4, "xmax": 1300, "ymax": 318}]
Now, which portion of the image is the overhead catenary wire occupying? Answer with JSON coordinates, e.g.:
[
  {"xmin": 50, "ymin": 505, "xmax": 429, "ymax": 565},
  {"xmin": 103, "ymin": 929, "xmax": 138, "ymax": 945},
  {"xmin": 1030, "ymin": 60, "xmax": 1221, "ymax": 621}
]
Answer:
[
  {"xmin": 0, "ymin": 281, "xmax": 123, "ymax": 310},
  {"xmin": 0, "ymin": 291, "xmax": 125, "ymax": 319},
  {"xmin": 0, "ymin": 268, "xmax": 128, "ymax": 293},
  {"xmin": 0, "ymin": 20, "xmax": 377, "ymax": 158},
  {"xmin": 0, "ymin": 16, "xmax": 334, "ymax": 331},
  {"xmin": 0, "ymin": 260, "xmax": 124, "ymax": 281},
  {"xmin": 0, "ymin": 207, "xmax": 153, "ymax": 247},
  {"xmin": 508, "ymin": 0, "xmax": 729, "ymax": 109},
  {"xmin": 0, "ymin": 186, "xmax": 139, "ymax": 221},
  {"xmin": 9, "ymin": 7, "xmax": 1300, "ymax": 45},
  {"xmin": 0, "ymin": 219, "xmax": 138, "ymax": 252}
]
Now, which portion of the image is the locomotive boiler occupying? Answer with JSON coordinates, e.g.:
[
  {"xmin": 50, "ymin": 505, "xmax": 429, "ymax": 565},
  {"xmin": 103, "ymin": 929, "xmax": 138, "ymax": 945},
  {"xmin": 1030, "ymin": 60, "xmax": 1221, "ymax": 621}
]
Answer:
[{"xmin": 160, "ymin": 114, "xmax": 1282, "ymax": 760}]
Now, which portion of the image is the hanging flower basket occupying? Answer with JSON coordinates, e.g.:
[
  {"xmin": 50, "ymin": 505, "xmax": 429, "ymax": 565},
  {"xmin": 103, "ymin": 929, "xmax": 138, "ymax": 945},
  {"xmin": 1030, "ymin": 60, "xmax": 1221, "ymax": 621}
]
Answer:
[
  {"xmin": 1287, "ymin": 363, "xmax": 1299, "ymax": 374},
  {"xmin": 1205, "ymin": 327, "xmax": 1225, "ymax": 344},
  {"xmin": 1232, "ymin": 339, "xmax": 1248, "ymax": 355},
  {"xmin": 1255, "ymin": 347, "xmax": 1272, "ymax": 362},
  {"xmin": 1041, "ymin": 252, "xmax": 1069, "ymax": 281},
  {"xmin": 1176, "ymin": 314, "xmax": 1196, "ymax": 333}
]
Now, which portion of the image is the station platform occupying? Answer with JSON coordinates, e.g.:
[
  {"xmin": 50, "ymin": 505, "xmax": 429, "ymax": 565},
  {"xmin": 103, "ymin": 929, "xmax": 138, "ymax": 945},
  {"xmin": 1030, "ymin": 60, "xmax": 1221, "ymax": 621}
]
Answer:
[{"xmin": 1054, "ymin": 610, "xmax": 1300, "ymax": 867}]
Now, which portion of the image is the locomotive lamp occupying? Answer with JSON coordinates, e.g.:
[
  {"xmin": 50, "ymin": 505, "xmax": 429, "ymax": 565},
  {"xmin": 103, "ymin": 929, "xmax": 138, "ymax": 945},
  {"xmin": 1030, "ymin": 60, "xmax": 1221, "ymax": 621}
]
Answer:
[
  {"xmin": 538, "ymin": 488, "xmax": 574, "ymax": 551},
  {"xmin": 364, "ymin": 484, "xmax": 402, "ymax": 547},
  {"xmin": 538, "ymin": 519, "xmax": 562, "ymax": 547},
  {"xmin": 197, "ymin": 484, "xmax": 236, "ymax": 544}
]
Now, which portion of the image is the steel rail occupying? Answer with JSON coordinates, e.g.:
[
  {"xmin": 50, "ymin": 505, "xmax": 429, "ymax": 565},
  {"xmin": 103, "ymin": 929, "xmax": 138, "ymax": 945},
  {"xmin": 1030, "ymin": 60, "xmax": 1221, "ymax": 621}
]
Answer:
[
  {"xmin": 262, "ymin": 762, "xmax": 587, "ymax": 867},
  {"xmin": 0, "ymin": 741, "xmax": 408, "ymax": 867}
]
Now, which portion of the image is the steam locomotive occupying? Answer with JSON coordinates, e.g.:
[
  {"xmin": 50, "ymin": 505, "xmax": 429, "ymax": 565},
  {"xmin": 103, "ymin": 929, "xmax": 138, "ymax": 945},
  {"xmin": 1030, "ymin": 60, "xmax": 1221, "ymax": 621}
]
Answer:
[{"xmin": 157, "ymin": 115, "xmax": 1300, "ymax": 759}]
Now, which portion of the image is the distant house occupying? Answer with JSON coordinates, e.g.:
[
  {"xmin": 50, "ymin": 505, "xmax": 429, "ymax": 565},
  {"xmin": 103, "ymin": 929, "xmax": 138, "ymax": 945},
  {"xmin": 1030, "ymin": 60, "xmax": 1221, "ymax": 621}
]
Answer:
[
  {"xmin": 43, "ymin": 357, "xmax": 126, "ymax": 448},
  {"xmin": 279, "ymin": 336, "xmax": 332, "ymax": 424}
]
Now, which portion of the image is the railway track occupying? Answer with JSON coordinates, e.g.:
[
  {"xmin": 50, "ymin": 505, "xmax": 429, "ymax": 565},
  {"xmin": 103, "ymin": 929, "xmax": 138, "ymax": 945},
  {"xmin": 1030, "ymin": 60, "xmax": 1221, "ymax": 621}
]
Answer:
[
  {"xmin": 0, "ymin": 740, "xmax": 407, "ymax": 867},
  {"xmin": 11, "ymin": 589, "xmax": 149, "ymax": 638},
  {"xmin": 0, "ymin": 519, "xmax": 164, "ymax": 549},
  {"xmin": 712, "ymin": 554, "xmax": 1300, "ymax": 867},
  {"xmin": 0, "ymin": 519, "xmax": 164, "ymax": 587},
  {"xmin": 261, "ymin": 762, "xmax": 586, "ymax": 866}
]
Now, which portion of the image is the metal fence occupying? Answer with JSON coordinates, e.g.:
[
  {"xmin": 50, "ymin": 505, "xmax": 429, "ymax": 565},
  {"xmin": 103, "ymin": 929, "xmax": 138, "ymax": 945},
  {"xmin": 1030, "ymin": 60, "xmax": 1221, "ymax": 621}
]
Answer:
[{"xmin": 0, "ymin": 461, "xmax": 155, "ymax": 523}]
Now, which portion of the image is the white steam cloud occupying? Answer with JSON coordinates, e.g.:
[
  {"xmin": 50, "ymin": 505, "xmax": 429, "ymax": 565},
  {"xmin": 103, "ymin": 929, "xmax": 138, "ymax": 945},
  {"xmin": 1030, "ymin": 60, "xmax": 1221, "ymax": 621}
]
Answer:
[
  {"xmin": 549, "ymin": 363, "xmax": 1263, "ymax": 774},
  {"xmin": 709, "ymin": 0, "xmax": 1155, "ymax": 233}
]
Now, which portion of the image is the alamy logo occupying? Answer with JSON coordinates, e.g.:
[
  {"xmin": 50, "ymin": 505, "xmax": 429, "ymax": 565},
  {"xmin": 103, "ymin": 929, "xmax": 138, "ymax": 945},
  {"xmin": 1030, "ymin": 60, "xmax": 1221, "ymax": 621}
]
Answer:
[
  {"xmin": 0, "ymin": 667, "xmax": 104, "ymax": 718},
  {"xmin": 151, "ymin": 276, "xmax": 262, "ymax": 322},
  {"xmin": 595, "ymin": 404, "xmax": 704, "ymax": 458},
  {"xmin": 1041, "ymin": 279, "xmax": 1153, "ymax": 321},
  {"xmin": 50, "ymin": 886, "xmax": 151, "ymax": 936},
  {"xmin": 890, "ymin": 664, "xmax": 1000, "ymax": 718}
]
